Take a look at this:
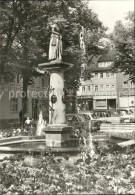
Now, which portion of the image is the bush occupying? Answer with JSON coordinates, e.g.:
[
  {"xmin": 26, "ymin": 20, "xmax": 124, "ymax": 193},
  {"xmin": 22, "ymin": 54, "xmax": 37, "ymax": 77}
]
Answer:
[
  {"xmin": 0, "ymin": 126, "xmax": 36, "ymax": 139},
  {"xmin": 0, "ymin": 145, "xmax": 135, "ymax": 194}
]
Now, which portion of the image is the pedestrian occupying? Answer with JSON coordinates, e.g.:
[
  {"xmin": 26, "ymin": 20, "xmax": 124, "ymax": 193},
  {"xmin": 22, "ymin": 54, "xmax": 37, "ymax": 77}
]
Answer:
[
  {"xmin": 25, "ymin": 117, "xmax": 31, "ymax": 127},
  {"xmin": 25, "ymin": 117, "xmax": 32, "ymax": 135}
]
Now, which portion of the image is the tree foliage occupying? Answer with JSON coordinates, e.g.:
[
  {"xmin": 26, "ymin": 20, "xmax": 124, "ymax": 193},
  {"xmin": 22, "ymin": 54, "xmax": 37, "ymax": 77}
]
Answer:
[
  {"xmin": 112, "ymin": 11, "xmax": 134, "ymax": 81},
  {"xmin": 0, "ymin": 0, "xmax": 106, "ymax": 113}
]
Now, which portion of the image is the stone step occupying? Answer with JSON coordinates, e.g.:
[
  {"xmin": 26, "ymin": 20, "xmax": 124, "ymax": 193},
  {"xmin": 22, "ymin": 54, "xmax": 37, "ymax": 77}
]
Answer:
[
  {"xmin": 101, "ymin": 127, "xmax": 135, "ymax": 129},
  {"xmin": 117, "ymin": 140, "xmax": 135, "ymax": 147},
  {"xmin": 101, "ymin": 123, "xmax": 135, "ymax": 126},
  {"xmin": 0, "ymin": 139, "xmax": 46, "ymax": 146},
  {"xmin": 100, "ymin": 122, "xmax": 135, "ymax": 140},
  {"xmin": 101, "ymin": 125, "xmax": 135, "ymax": 129},
  {"xmin": 100, "ymin": 130, "xmax": 135, "ymax": 133},
  {"xmin": 102, "ymin": 130, "xmax": 135, "ymax": 140}
]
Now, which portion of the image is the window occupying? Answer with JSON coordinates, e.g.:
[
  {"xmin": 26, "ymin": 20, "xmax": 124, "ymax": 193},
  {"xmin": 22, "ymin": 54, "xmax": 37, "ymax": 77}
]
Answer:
[
  {"xmin": 100, "ymin": 85, "xmax": 104, "ymax": 91},
  {"xmin": 106, "ymin": 85, "xmax": 110, "ymax": 91},
  {"xmin": 12, "ymin": 75, "xmax": 19, "ymax": 83},
  {"xmin": 95, "ymin": 86, "xmax": 98, "ymax": 91},
  {"xmin": 111, "ymin": 85, "xmax": 115, "ymax": 90},
  {"xmin": 98, "ymin": 61, "xmax": 112, "ymax": 68},
  {"xmin": 106, "ymin": 72, "xmax": 110, "ymax": 78},
  {"xmin": 36, "ymin": 78, "xmax": 40, "ymax": 87},
  {"xmin": 95, "ymin": 100, "xmax": 106, "ymax": 107},
  {"xmin": 100, "ymin": 73, "xmax": 103, "ymax": 78},
  {"xmin": 111, "ymin": 73, "xmax": 115, "ymax": 77},
  {"xmin": 10, "ymin": 98, "xmax": 18, "ymax": 112},
  {"xmin": 106, "ymin": 62, "xmax": 112, "ymax": 67},
  {"xmin": 82, "ymin": 86, "xmax": 85, "ymax": 91},
  {"xmin": 42, "ymin": 79, "xmax": 45, "ymax": 87},
  {"xmin": 88, "ymin": 86, "xmax": 90, "ymax": 91},
  {"xmin": 130, "ymin": 81, "xmax": 135, "ymax": 88},
  {"xmin": 95, "ymin": 73, "xmax": 98, "ymax": 78},
  {"xmin": 98, "ymin": 62, "xmax": 106, "ymax": 67},
  {"xmin": 98, "ymin": 62, "xmax": 102, "ymax": 67},
  {"xmin": 92, "ymin": 73, "xmax": 95, "ymax": 78},
  {"xmin": 16, "ymin": 75, "xmax": 20, "ymax": 83},
  {"xmin": 45, "ymin": 77, "xmax": 50, "ymax": 87},
  {"xmin": 123, "ymin": 81, "xmax": 128, "ymax": 88}
]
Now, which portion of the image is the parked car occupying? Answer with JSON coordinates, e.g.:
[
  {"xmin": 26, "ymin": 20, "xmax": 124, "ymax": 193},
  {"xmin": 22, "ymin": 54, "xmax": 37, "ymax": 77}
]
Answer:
[
  {"xmin": 117, "ymin": 108, "xmax": 135, "ymax": 115},
  {"xmin": 92, "ymin": 110, "xmax": 121, "ymax": 124},
  {"xmin": 78, "ymin": 111, "xmax": 102, "ymax": 132},
  {"xmin": 92, "ymin": 109, "xmax": 135, "ymax": 123},
  {"xmin": 116, "ymin": 109, "xmax": 135, "ymax": 123}
]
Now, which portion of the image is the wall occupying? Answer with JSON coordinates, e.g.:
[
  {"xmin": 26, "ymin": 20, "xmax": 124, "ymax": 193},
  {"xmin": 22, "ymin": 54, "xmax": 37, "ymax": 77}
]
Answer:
[
  {"xmin": 0, "ymin": 91, "xmax": 22, "ymax": 120},
  {"xmin": 116, "ymin": 73, "xmax": 135, "ymax": 108},
  {"xmin": 0, "ymin": 75, "xmax": 50, "ymax": 126}
]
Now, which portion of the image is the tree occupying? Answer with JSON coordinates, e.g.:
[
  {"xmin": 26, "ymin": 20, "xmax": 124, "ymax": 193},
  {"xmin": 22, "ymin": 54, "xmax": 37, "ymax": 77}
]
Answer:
[
  {"xmin": 112, "ymin": 11, "xmax": 134, "ymax": 81},
  {"xmin": 0, "ymin": 0, "xmax": 46, "ymax": 115},
  {"xmin": 0, "ymin": 0, "xmax": 106, "ymax": 114}
]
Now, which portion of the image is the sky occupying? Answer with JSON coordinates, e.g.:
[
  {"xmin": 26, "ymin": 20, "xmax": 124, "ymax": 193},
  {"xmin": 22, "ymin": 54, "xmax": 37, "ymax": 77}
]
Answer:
[{"xmin": 88, "ymin": 0, "xmax": 134, "ymax": 32}]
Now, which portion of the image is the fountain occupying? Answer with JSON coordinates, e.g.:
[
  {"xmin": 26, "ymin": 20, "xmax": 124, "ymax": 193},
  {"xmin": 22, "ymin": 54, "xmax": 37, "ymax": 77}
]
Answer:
[
  {"xmin": 0, "ymin": 21, "xmax": 80, "ymax": 155},
  {"xmin": 36, "ymin": 111, "xmax": 46, "ymax": 136},
  {"xmin": 38, "ymin": 22, "xmax": 75, "ymax": 148}
]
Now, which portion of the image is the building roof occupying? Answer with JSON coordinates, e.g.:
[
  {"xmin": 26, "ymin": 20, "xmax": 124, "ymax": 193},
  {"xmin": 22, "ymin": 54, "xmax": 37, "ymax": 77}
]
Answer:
[
  {"xmin": 86, "ymin": 51, "xmax": 115, "ymax": 72},
  {"xmin": 98, "ymin": 51, "xmax": 115, "ymax": 62}
]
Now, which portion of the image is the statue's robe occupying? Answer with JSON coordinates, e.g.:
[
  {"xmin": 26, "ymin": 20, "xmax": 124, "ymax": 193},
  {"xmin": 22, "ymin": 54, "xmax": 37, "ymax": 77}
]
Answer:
[{"xmin": 49, "ymin": 31, "xmax": 62, "ymax": 61}]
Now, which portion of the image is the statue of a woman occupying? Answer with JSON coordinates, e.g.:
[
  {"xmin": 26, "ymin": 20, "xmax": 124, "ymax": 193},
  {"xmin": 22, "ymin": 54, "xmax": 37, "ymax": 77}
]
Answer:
[{"xmin": 49, "ymin": 23, "xmax": 62, "ymax": 61}]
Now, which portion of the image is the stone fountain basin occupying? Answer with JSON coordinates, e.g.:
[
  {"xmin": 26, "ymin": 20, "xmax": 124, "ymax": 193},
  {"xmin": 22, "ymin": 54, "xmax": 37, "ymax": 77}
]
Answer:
[{"xmin": 0, "ymin": 136, "xmax": 80, "ymax": 155}]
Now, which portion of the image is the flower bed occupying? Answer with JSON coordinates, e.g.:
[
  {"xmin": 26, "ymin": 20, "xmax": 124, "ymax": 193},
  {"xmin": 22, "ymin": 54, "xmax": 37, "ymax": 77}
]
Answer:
[
  {"xmin": 0, "ymin": 145, "xmax": 135, "ymax": 194},
  {"xmin": 0, "ymin": 126, "xmax": 36, "ymax": 139}
]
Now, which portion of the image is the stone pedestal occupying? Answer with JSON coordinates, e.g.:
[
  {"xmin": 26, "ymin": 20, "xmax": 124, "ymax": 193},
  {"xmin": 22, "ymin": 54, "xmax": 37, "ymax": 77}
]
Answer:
[
  {"xmin": 38, "ymin": 61, "xmax": 74, "ymax": 147},
  {"xmin": 44, "ymin": 124, "xmax": 72, "ymax": 147}
]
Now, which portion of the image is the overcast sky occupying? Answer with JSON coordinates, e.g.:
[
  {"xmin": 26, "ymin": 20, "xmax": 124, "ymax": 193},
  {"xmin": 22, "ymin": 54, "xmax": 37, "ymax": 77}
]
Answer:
[{"xmin": 88, "ymin": 0, "xmax": 134, "ymax": 32}]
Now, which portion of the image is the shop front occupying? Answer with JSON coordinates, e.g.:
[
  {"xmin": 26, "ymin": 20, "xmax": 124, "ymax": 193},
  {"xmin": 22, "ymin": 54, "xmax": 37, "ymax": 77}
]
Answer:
[
  {"xmin": 93, "ymin": 96, "xmax": 117, "ymax": 110},
  {"xmin": 77, "ymin": 96, "xmax": 93, "ymax": 112}
]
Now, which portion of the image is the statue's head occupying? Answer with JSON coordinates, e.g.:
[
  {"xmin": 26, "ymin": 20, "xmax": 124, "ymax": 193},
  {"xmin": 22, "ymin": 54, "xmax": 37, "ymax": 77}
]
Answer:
[{"xmin": 51, "ymin": 23, "xmax": 59, "ymax": 32}]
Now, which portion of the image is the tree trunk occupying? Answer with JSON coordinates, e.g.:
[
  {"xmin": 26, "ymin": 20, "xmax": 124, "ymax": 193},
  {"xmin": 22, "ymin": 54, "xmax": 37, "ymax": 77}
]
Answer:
[
  {"xmin": 22, "ymin": 34, "xmax": 29, "ymax": 123},
  {"xmin": 72, "ymin": 90, "xmax": 77, "ymax": 113},
  {"xmin": 22, "ymin": 74, "xmax": 28, "ymax": 123}
]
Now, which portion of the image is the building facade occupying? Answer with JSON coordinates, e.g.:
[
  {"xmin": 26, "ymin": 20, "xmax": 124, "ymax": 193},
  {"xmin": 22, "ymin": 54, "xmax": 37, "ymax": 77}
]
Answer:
[
  {"xmin": 77, "ymin": 52, "xmax": 135, "ymax": 111},
  {"xmin": 116, "ymin": 73, "xmax": 135, "ymax": 109},
  {"xmin": 0, "ymin": 75, "xmax": 50, "ymax": 127}
]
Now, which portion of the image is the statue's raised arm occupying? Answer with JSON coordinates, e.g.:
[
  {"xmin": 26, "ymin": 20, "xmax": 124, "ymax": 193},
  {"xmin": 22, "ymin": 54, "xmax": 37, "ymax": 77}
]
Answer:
[{"xmin": 49, "ymin": 23, "xmax": 62, "ymax": 61}]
